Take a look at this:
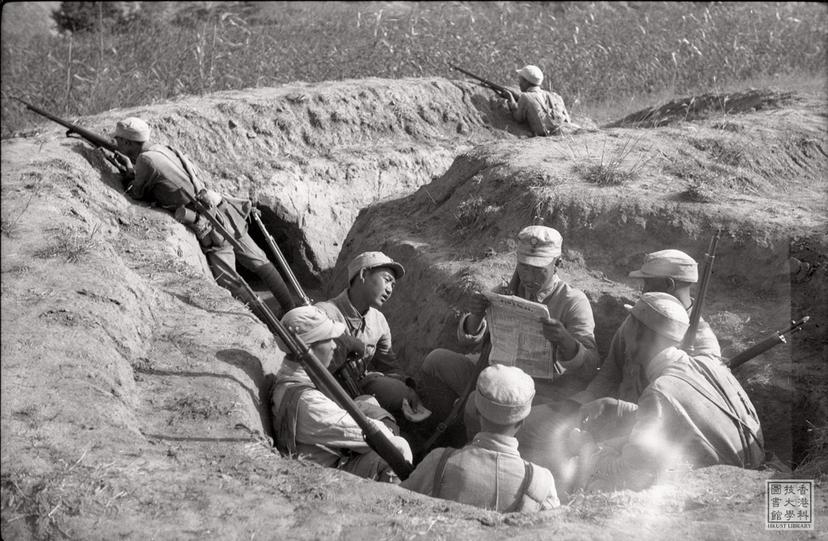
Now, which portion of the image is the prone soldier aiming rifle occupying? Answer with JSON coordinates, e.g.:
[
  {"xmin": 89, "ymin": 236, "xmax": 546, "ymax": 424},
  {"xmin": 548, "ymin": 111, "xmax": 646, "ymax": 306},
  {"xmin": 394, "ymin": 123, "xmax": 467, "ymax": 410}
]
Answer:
[{"xmin": 11, "ymin": 96, "xmax": 131, "ymax": 177}]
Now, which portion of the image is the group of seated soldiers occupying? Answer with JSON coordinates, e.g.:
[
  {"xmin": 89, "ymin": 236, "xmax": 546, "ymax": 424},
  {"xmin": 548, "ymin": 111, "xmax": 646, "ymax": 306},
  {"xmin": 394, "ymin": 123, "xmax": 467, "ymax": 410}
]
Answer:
[
  {"xmin": 106, "ymin": 114, "xmax": 763, "ymax": 513},
  {"xmin": 269, "ymin": 226, "xmax": 765, "ymax": 511}
]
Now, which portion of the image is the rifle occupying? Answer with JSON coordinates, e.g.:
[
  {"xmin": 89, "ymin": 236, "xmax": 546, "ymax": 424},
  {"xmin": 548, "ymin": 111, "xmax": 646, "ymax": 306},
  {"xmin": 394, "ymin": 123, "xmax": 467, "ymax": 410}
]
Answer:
[
  {"xmin": 179, "ymin": 187, "xmax": 414, "ymax": 480},
  {"xmin": 249, "ymin": 210, "xmax": 312, "ymax": 306},
  {"xmin": 727, "ymin": 316, "xmax": 810, "ymax": 370},
  {"xmin": 681, "ymin": 229, "xmax": 722, "ymax": 352},
  {"xmin": 13, "ymin": 96, "xmax": 130, "ymax": 175},
  {"xmin": 449, "ymin": 64, "xmax": 520, "ymax": 102}
]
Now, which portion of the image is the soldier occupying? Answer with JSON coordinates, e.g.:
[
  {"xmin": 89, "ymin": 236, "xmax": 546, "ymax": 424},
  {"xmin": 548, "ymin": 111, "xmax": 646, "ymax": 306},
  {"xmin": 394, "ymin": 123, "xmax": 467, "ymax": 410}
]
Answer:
[
  {"xmin": 316, "ymin": 251, "xmax": 426, "ymax": 425},
  {"xmin": 419, "ymin": 226, "xmax": 599, "ymax": 440},
  {"xmin": 506, "ymin": 65, "xmax": 571, "ymax": 136},
  {"xmin": 111, "ymin": 117, "xmax": 296, "ymax": 319},
  {"xmin": 402, "ymin": 364, "xmax": 560, "ymax": 511},
  {"xmin": 572, "ymin": 249, "xmax": 722, "ymax": 427},
  {"xmin": 270, "ymin": 305, "xmax": 413, "ymax": 482},
  {"xmin": 579, "ymin": 292, "xmax": 764, "ymax": 491}
]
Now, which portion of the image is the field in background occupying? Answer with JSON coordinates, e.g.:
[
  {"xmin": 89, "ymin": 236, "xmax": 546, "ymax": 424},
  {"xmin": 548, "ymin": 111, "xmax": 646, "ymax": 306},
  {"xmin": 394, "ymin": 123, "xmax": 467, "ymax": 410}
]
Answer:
[{"xmin": 1, "ymin": 1, "xmax": 826, "ymax": 137}]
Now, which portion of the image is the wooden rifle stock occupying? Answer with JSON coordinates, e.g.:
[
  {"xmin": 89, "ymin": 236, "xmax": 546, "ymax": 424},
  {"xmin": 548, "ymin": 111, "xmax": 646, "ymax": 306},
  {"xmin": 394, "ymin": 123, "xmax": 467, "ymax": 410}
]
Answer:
[
  {"xmin": 681, "ymin": 229, "xmax": 721, "ymax": 352},
  {"xmin": 727, "ymin": 316, "xmax": 810, "ymax": 370},
  {"xmin": 178, "ymin": 188, "xmax": 414, "ymax": 479}
]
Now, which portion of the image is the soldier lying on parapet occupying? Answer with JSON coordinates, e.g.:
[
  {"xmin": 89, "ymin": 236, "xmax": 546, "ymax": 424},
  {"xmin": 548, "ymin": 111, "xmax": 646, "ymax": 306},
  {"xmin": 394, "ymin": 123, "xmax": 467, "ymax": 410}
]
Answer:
[
  {"xmin": 571, "ymin": 249, "xmax": 723, "ymax": 433},
  {"xmin": 575, "ymin": 293, "xmax": 764, "ymax": 491},
  {"xmin": 316, "ymin": 251, "xmax": 428, "ymax": 430},
  {"xmin": 271, "ymin": 306, "xmax": 413, "ymax": 482},
  {"xmin": 505, "ymin": 65, "xmax": 572, "ymax": 137},
  {"xmin": 419, "ymin": 226, "xmax": 600, "ymax": 441},
  {"xmin": 110, "ymin": 117, "xmax": 296, "ymax": 319},
  {"xmin": 402, "ymin": 364, "xmax": 560, "ymax": 512}
]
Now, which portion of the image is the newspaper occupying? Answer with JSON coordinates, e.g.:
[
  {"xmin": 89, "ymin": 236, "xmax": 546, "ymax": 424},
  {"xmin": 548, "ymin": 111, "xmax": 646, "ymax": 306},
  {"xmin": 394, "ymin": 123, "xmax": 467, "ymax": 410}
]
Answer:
[{"xmin": 482, "ymin": 291, "xmax": 560, "ymax": 379}]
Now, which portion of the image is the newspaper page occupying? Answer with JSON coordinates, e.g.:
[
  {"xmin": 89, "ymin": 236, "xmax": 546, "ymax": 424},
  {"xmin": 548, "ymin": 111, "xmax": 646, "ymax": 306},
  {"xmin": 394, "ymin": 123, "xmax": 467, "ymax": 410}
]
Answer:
[{"xmin": 482, "ymin": 291, "xmax": 558, "ymax": 379}]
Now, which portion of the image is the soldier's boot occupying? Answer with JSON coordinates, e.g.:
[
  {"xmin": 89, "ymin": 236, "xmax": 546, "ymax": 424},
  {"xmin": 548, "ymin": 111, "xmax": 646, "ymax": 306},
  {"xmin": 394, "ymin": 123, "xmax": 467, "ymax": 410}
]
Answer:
[{"xmin": 254, "ymin": 262, "xmax": 297, "ymax": 314}]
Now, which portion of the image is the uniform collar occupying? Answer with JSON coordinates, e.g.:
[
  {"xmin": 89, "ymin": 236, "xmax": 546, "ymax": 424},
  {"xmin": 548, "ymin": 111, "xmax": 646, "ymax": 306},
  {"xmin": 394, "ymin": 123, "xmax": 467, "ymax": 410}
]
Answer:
[
  {"xmin": 531, "ymin": 274, "xmax": 562, "ymax": 303},
  {"xmin": 332, "ymin": 289, "xmax": 368, "ymax": 332},
  {"xmin": 275, "ymin": 357, "xmax": 313, "ymax": 384},
  {"xmin": 471, "ymin": 432, "xmax": 521, "ymax": 456}
]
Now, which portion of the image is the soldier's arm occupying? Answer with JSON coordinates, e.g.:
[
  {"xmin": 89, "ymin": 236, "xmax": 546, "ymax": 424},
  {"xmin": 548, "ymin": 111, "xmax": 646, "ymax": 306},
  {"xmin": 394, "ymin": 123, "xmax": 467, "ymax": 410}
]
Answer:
[
  {"xmin": 556, "ymin": 293, "xmax": 600, "ymax": 378},
  {"xmin": 571, "ymin": 319, "xmax": 629, "ymax": 404},
  {"xmin": 294, "ymin": 390, "xmax": 372, "ymax": 452},
  {"xmin": 128, "ymin": 154, "xmax": 157, "ymax": 200},
  {"xmin": 399, "ymin": 448, "xmax": 443, "ymax": 496},
  {"xmin": 511, "ymin": 94, "xmax": 528, "ymax": 122}
]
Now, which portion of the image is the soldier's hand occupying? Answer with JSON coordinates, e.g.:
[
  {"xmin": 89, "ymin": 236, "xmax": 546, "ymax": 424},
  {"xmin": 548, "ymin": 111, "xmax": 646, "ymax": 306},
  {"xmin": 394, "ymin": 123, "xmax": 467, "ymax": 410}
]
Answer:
[
  {"xmin": 578, "ymin": 397, "xmax": 619, "ymax": 429},
  {"xmin": 540, "ymin": 316, "xmax": 579, "ymax": 356},
  {"xmin": 464, "ymin": 292, "xmax": 490, "ymax": 334},
  {"xmin": 405, "ymin": 387, "xmax": 422, "ymax": 411},
  {"xmin": 337, "ymin": 335, "xmax": 367, "ymax": 358},
  {"xmin": 506, "ymin": 93, "xmax": 518, "ymax": 111}
]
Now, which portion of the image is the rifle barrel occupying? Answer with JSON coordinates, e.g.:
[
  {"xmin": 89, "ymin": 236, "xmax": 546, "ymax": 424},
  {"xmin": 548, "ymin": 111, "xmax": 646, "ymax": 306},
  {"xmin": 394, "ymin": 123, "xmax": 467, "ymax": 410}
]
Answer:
[
  {"xmin": 180, "ymin": 188, "xmax": 413, "ymax": 479},
  {"xmin": 682, "ymin": 229, "xmax": 722, "ymax": 351},
  {"xmin": 727, "ymin": 316, "xmax": 810, "ymax": 369},
  {"xmin": 250, "ymin": 211, "xmax": 311, "ymax": 306},
  {"xmin": 13, "ymin": 96, "xmax": 117, "ymax": 152}
]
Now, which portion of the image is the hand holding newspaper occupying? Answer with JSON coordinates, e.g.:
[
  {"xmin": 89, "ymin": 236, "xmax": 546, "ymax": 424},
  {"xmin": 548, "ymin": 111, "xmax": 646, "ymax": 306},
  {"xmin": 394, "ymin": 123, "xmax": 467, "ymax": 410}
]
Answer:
[{"xmin": 482, "ymin": 291, "xmax": 564, "ymax": 379}]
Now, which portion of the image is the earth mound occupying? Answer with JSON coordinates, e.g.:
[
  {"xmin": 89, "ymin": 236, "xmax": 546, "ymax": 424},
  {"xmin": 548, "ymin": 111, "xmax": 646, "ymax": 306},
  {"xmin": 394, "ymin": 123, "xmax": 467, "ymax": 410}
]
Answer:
[{"xmin": 2, "ymin": 78, "xmax": 826, "ymax": 539}]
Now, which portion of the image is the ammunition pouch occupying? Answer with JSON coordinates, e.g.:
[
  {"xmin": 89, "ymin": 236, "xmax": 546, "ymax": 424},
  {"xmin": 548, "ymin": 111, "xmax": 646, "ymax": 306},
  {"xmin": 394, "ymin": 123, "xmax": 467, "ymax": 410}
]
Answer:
[
  {"xmin": 329, "ymin": 352, "xmax": 367, "ymax": 399},
  {"xmin": 174, "ymin": 205, "xmax": 225, "ymax": 248}
]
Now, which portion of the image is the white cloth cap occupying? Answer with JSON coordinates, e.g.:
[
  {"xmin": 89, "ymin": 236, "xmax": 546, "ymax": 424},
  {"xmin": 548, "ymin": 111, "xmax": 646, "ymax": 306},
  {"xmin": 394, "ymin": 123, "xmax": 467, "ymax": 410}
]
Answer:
[
  {"xmin": 628, "ymin": 292, "xmax": 690, "ymax": 342},
  {"xmin": 474, "ymin": 364, "xmax": 535, "ymax": 424},
  {"xmin": 114, "ymin": 117, "xmax": 150, "ymax": 142},
  {"xmin": 281, "ymin": 306, "xmax": 346, "ymax": 345},
  {"xmin": 516, "ymin": 226, "xmax": 562, "ymax": 267},
  {"xmin": 629, "ymin": 249, "xmax": 698, "ymax": 283},
  {"xmin": 516, "ymin": 65, "xmax": 544, "ymax": 86},
  {"xmin": 347, "ymin": 251, "xmax": 405, "ymax": 283}
]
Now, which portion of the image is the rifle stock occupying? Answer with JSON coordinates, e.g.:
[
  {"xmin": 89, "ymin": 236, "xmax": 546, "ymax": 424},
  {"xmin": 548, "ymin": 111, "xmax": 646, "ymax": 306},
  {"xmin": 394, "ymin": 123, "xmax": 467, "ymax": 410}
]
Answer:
[
  {"xmin": 681, "ymin": 229, "xmax": 722, "ymax": 352},
  {"xmin": 727, "ymin": 316, "xmax": 810, "ymax": 369},
  {"xmin": 179, "ymin": 188, "xmax": 414, "ymax": 479}
]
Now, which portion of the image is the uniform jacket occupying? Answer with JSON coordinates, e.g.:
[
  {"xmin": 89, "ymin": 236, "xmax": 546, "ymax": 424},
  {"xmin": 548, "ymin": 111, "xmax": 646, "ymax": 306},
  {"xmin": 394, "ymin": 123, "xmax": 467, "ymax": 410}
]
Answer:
[
  {"xmin": 458, "ymin": 275, "xmax": 600, "ymax": 380},
  {"xmin": 270, "ymin": 359, "xmax": 377, "ymax": 467},
  {"xmin": 512, "ymin": 86, "xmax": 571, "ymax": 136},
  {"xmin": 401, "ymin": 432, "xmax": 560, "ymax": 512},
  {"xmin": 316, "ymin": 289, "xmax": 404, "ymax": 375},
  {"xmin": 574, "ymin": 309, "xmax": 721, "ymax": 404},
  {"xmin": 129, "ymin": 144, "xmax": 250, "ymax": 241},
  {"xmin": 590, "ymin": 347, "xmax": 763, "ymax": 489}
]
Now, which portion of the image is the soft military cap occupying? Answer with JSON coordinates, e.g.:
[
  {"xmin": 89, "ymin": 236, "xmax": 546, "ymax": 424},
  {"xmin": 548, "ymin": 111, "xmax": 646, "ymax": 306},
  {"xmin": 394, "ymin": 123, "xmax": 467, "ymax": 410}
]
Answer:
[
  {"xmin": 114, "ymin": 117, "xmax": 151, "ymax": 142},
  {"xmin": 516, "ymin": 226, "xmax": 562, "ymax": 267},
  {"xmin": 474, "ymin": 364, "xmax": 535, "ymax": 424},
  {"xmin": 629, "ymin": 249, "xmax": 698, "ymax": 283},
  {"xmin": 628, "ymin": 292, "xmax": 690, "ymax": 342},
  {"xmin": 347, "ymin": 251, "xmax": 405, "ymax": 283},
  {"xmin": 516, "ymin": 65, "xmax": 544, "ymax": 86},
  {"xmin": 281, "ymin": 305, "xmax": 346, "ymax": 345}
]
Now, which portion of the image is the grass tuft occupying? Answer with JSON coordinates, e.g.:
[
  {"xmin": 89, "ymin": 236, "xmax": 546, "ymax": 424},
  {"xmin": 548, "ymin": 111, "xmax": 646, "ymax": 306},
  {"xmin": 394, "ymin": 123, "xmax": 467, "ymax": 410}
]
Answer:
[{"xmin": 33, "ymin": 224, "xmax": 102, "ymax": 263}]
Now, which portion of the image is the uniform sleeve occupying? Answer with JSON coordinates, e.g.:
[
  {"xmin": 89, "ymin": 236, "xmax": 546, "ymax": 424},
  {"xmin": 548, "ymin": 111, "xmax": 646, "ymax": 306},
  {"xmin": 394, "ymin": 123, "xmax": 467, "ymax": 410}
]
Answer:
[
  {"xmin": 129, "ymin": 154, "xmax": 158, "ymax": 200},
  {"xmin": 557, "ymin": 291, "xmax": 600, "ymax": 378},
  {"xmin": 456, "ymin": 313, "xmax": 487, "ymax": 347},
  {"xmin": 571, "ymin": 319, "xmax": 630, "ymax": 404},
  {"xmin": 369, "ymin": 314, "xmax": 404, "ymax": 374},
  {"xmin": 295, "ymin": 389, "xmax": 371, "ymax": 453},
  {"xmin": 694, "ymin": 318, "xmax": 722, "ymax": 359},
  {"xmin": 537, "ymin": 467, "xmax": 561, "ymax": 509},
  {"xmin": 400, "ymin": 448, "xmax": 443, "ymax": 496},
  {"xmin": 512, "ymin": 93, "xmax": 530, "ymax": 123}
]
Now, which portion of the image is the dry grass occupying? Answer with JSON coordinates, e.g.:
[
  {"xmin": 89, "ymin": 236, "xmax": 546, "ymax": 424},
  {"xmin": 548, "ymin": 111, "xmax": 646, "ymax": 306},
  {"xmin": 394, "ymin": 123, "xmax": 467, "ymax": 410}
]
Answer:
[
  {"xmin": 2, "ymin": 2, "xmax": 825, "ymax": 136},
  {"xmin": 33, "ymin": 224, "xmax": 102, "ymax": 263},
  {"xmin": 573, "ymin": 135, "xmax": 655, "ymax": 186}
]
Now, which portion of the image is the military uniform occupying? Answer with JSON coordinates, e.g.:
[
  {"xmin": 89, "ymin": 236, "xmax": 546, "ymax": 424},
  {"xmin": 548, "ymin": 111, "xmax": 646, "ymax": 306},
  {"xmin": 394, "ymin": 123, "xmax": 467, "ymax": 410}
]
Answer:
[
  {"xmin": 270, "ymin": 306, "xmax": 411, "ymax": 482},
  {"xmin": 402, "ymin": 365, "xmax": 559, "ymax": 511},
  {"xmin": 510, "ymin": 65, "xmax": 571, "ymax": 136},
  {"xmin": 583, "ymin": 293, "xmax": 763, "ymax": 490},
  {"xmin": 115, "ymin": 118, "xmax": 295, "ymax": 316},
  {"xmin": 419, "ymin": 227, "xmax": 599, "ymax": 430}
]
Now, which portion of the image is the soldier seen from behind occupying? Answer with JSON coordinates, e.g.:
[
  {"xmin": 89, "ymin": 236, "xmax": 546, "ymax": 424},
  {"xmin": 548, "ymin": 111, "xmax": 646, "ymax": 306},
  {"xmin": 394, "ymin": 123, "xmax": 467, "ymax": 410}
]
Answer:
[
  {"xmin": 506, "ymin": 65, "xmax": 572, "ymax": 136},
  {"xmin": 402, "ymin": 364, "xmax": 560, "ymax": 512},
  {"xmin": 110, "ymin": 117, "xmax": 297, "ymax": 320}
]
